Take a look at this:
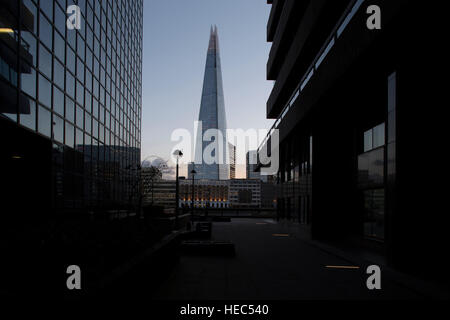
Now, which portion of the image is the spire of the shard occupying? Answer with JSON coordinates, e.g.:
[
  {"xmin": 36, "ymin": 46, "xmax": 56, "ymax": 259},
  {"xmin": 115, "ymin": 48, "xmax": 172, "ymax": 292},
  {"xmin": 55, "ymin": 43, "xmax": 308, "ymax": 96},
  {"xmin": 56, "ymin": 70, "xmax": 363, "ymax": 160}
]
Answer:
[{"xmin": 208, "ymin": 25, "xmax": 217, "ymax": 53}]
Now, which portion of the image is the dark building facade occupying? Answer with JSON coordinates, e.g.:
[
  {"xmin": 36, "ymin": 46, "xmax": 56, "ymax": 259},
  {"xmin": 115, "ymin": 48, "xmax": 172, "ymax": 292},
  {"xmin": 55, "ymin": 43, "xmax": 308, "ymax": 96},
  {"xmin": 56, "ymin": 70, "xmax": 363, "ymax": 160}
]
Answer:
[
  {"xmin": 259, "ymin": 0, "xmax": 447, "ymax": 280},
  {"xmin": 1, "ymin": 0, "xmax": 143, "ymax": 220}
]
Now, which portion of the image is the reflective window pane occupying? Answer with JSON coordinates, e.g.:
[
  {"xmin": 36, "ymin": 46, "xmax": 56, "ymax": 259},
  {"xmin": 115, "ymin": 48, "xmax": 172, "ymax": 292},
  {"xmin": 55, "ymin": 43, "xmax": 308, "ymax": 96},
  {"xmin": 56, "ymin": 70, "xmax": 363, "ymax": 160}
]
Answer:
[
  {"xmin": 65, "ymin": 96, "xmax": 75, "ymax": 122},
  {"xmin": 67, "ymin": 47, "xmax": 76, "ymax": 74},
  {"xmin": 54, "ymin": 4, "xmax": 66, "ymax": 35},
  {"xmin": 65, "ymin": 122, "xmax": 75, "ymax": 148},
  {"xmin": 19, "ymin": 98, "xmax": 36, "ymax": 130},
  {"xmin": 39, "ymin": 15, "xmax": 53, "ymax": 50},
  {"xmin": 40, "ymin": 0, "xmax": 53, "ymax": 20},
  {"xmin": 54, "ymin": 31, "xmax": 65, "ymax": 63},
  {"xmin": 373, "ymin": 123, "xmax": 385, "ymax": 149},
  {"xmin": 20, "ymin": 63, "xmax": 36, "ymax": 98},
  {"xmin": 53, "ymin": 114, "xmax": 64, "ymax": 142},
  {"xmin": 364, "ymin": 129, "xmax": 372, "ymax": 152},
  {"xmin": 66, "ymin": 72, "xmax": 75, "ymax": 98},
  {"xmin": 21, "ymin": 31, "xmax": 37, "ymax": 67},
  {"xmin": 76, "ymin": 128, "xmax": 83, "ymax": 147},
  {"xmin": 76, "ymin": 105, "xmax": 84, "ymax": 128},
  {"xmin": 39, "ymin": 44, "xmax": 52, "ymax": 78},
  {"xmin": 85, "ymin": 113, "xmax": 91, "ymax": 134},
  {"xmin": 53, "ymin": 58, "xmax": 65, "ymax": 89},
  {"xmin": 38, "ymin": 105, "xmax": 51, "ymax": 137},
  {"xmin": 38, "ymin": 74, "xmax": 51, "ymax": 107},
  {"xmin": 53, "ymin": 85, "xmax": 64, "ymax": 115}
]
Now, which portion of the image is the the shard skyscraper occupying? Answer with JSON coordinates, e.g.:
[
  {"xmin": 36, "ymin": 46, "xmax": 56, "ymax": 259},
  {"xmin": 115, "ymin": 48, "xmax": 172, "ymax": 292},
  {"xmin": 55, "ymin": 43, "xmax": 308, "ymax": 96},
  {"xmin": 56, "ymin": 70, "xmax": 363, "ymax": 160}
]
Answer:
[{"xmin": 190, "ymin": 26, "xmax": 230, "ymax": 180}]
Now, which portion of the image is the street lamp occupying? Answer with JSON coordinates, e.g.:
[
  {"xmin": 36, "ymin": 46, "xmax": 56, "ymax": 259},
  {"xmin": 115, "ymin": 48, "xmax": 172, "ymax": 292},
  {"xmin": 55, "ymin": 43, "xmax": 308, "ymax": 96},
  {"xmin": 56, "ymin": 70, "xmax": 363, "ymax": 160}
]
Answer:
[
  {"xmin": 173, "ymin": 150, "xmax": 183, "ymax": 229},
  {"xmin": 190, "ymin": 169, "xmax": 197, "ymax": 223}
]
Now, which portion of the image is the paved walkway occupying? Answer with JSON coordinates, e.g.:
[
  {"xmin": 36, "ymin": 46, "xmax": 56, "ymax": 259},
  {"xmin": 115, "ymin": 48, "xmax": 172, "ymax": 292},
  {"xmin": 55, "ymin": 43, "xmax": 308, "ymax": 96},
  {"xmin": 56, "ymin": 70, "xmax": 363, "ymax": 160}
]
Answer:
[{"xmin": 150, "ymin": 218, "xmax": 443, "ymax": 300}]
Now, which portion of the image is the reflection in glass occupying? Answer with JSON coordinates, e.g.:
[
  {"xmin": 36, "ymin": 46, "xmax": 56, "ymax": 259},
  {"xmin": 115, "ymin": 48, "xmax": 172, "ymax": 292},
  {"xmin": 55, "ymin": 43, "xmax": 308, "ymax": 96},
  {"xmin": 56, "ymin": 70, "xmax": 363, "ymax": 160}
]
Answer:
[
  {"xmin": 20, "ymin": 99, "xmax": 36, "ymax": 130},
  {"xmin": 39, "ymin": 44, "xmax": 52, "ymax": 78},
  {"xmin": 358, "ymin": 148, "xmax": 384, "ymax": 188},
  {"xmin": 66, "ymin": 72, "xmax": 75, "ymax": 98},
  {"xmin": 38, "ymin": 74, "xmax": 51, "ymax": 107},
  {"xmin": 53, "ymin": 85, "xmax": 64, "ymax": 115},
  {"xmin": 76, "ymin": 128, "xmax": 83, "ymax": 147},
  {"xmin": 21, "ymin": 32, "xmax": 37, "ymax": 67},
  {"xmin": 39, "ymin": 16, "xmax": 52, "ymax": 50},
  {"xmin": 40, "ymin": 0, "xmax": 53, "ymax": 19},
  {"xmin": 21, "ymin": 64, "xmax": 36, "ymax": 98},
  {"xmin": 54, "ymin": 31, "xmax": 65, "ymax": 63},
  {"xmin": 65, "ymin": 96, "xmax": 75, "ymax": 122},
  {"xmin": 373, "ymin": 123, "xmax": 385, "ymax": 149},
  {"xmin": 54, "ymin": 4, "xmax": 66, "ymax": 35},
  {"xmin": 76, "ymin": 105, "xmax": 84, "ymax": 128},
  {"xmin": 38, "ymin": 104, "xmax": 51, "ymax": 137},
  {"xmin": 65, "ymin": 122, "xmax": 74, "ymax": 148},
  {"xmin": 54, "ymin": 58, "xmax": 64, "ymax": 89},
  {"xmin": 53, "ymin": 114, "xmax": 63, "ymax": 143},
  {"xmin": 85, "ymin": 113, "xmax": 91, "ymax": 134},
  {"xmin": 364, "ymin": 129, "xmax": 372, "ymax": 152},
  {"xmin": 67, "ymin": 47, "xmax": 75, "ymax": 74},
  {"xmin": 363, "ymin": 189, "xmax": 385, "ymax": 240}
]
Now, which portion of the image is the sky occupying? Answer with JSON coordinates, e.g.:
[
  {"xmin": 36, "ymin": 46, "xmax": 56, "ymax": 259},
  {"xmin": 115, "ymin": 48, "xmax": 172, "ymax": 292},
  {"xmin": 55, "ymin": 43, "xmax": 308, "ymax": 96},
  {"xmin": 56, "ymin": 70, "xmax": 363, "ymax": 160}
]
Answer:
[{"xmin": 141, "ymin": 0, "xmax": 274, "ymax": 178}]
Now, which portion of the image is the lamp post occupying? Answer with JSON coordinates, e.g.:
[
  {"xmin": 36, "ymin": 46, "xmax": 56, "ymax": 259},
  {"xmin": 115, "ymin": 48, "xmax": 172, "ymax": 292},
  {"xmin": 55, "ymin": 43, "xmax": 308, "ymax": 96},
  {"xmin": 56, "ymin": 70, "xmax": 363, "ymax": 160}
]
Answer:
[
  {"xmin": 173, "ymin": 150, "xmax": 183, "ymax": 229},
  {"xmin": 190, "ymin": 169, "xmax": 197, "ymax": 224}
]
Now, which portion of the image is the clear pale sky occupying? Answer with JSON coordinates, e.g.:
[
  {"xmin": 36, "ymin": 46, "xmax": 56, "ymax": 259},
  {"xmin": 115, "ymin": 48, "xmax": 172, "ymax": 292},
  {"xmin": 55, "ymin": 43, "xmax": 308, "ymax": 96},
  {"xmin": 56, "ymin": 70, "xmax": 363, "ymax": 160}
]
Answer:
[{"xmin": 141, "ymin": 0, "xmax": 273, "ymax": 178}]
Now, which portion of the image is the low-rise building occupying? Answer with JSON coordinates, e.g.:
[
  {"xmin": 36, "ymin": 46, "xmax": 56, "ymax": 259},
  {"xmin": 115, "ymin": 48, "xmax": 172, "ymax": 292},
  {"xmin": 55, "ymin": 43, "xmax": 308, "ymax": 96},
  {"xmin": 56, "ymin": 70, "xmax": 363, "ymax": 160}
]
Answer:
[
  {"xmin": 229, "ymin": 179, "xmax": 261, "ymax": 208},
  {"xmin": 180, "ymin": 179, "xmax": 229, "ymax": 208}
]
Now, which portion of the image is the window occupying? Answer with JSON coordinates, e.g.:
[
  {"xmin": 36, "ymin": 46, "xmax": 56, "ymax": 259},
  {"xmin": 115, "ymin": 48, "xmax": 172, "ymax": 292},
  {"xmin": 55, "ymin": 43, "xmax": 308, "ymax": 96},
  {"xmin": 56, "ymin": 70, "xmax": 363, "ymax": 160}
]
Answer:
[
  {"xmin": 76, "ymin": 81, "xmax": 84, "ymax": 104},
  {"xmin": 54, "ymin": 31, "xmax": 65, "ymax": 63},
  {"xmin": 20, "ymin": 63, "xmax": 36, "ymax": 98},
  {"xmin": 53, "ymin": 58, "xmax": 65, "ymax": 89},
  {"xmin": 20, "ymin": 99, "xmax": 36, "ymax": 130},
  {"xmin": 38, "ymin": 74, "xmax": 52, "ymax": 107},
  {"xmin": 66, "ymin": 72, "xmax": 75, "ymax": 98},
  {"xmin": 76, "ymin": 57, "xmax": 85, "ymax": 81},
  {"xmin": 40, "ymin": 0, "xmax": 53, "ymax": 20},
  {"xmin": 54, "ymin": 4, "xmax": 66, "ymax": 35},
  {"xmin": 67, "ymin": 24, "xmax": 76, "ymax": 49},
  {"xmin": 39, "ymin": 15, "xmax": 53, "ymax": 50},
  {"xmin": 65, "ymin": 96, "xmax": 75, "ymax": 122},
  {"xmin": 53, "ymin": 114, "xmax": 64, "ymax": 142},
  {"xmin": 364, "ymin": 123, "xmax": 385, "ymax": 152},
  {"xmin": 373, "ymin": 123, "xmax": 385, "ymax": 149},
  {"xmin": 39, "ymin": 44, "xmax": 52, "ymax": 78},
  {"xmin": 85, "ymin": 113, "xmax": 91, "ymax": 134},
  {"xmin": 23, "ymin": 0, "xmax": 38, "ymax": 35},
  {"xmin": 65, "ymin": 122, "xmax": 75, "ymax": 148},
  {"xmin": 85, "ymin": 90, "xmax": 92, "ymax": 113},
  {"xmin": 77, "ymin": 34, "xmax": 85, "ymax": 60},
  {"xmin": 38, "ymin": 105, "xmax": 51, "ymax": 137},
  {"xmin": 67, "ymin": 47, "xmax": 76, "ymax": 74},
  {"xmin": 53, "ymin": 85, "xmax": 64, "ymax": 116},
  {"xmin": 76, "ymin": 105, "xmax": 84, "ymax": 128},
  {"xmin": 21, "ymin": 31, "xmax": 37, "ymax": 67},
  {"xmin": 363, "ymin": 189, "xmax": 385, "ymax": 240},
  {"xmin": 76, "ymin": 128, "xmax": 84, "ymax": 146},
  {"xmin": 364, "ymin": 129, "xmax": 373, "ymax": 152}
]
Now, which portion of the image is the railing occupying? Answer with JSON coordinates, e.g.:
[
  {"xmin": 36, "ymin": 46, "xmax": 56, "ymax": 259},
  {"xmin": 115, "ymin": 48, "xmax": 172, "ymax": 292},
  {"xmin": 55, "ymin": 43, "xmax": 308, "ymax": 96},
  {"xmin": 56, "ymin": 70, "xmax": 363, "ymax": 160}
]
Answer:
[
  {"xmin": 258, "ymin": 0, "xmax": 366, "ymax": 154},
  {"xmin": 187, "ymin": 207, "xmax": 277, "ymax": 218}
]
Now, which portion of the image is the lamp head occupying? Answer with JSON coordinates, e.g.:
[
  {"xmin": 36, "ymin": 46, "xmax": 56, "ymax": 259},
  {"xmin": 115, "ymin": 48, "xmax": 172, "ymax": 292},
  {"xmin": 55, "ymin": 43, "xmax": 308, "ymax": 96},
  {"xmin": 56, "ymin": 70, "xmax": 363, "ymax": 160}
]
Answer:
[{"xmin": 173, "ymin": 150, "xmax": 183, "ymax": 158}]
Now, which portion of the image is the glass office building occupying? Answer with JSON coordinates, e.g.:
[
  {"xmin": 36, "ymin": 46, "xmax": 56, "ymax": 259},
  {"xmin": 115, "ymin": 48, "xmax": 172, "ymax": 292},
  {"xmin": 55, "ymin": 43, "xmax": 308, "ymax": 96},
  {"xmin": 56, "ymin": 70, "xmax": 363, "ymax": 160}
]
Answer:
[
  {"xmin": 192, "ymin": 26, "xmax": 230, "ymax": 180},
  {"xmin": 0, "ymin": 0, "xmax": 143, "ymax": 218}
]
